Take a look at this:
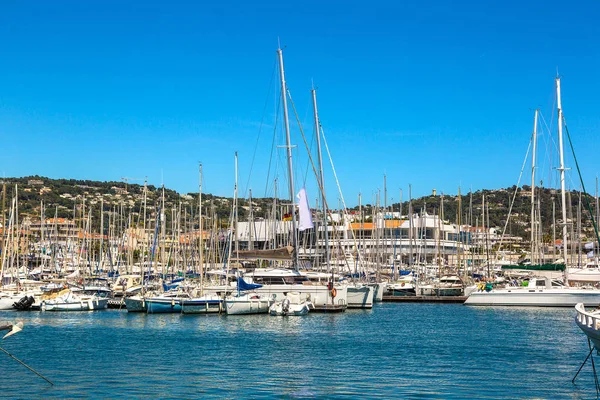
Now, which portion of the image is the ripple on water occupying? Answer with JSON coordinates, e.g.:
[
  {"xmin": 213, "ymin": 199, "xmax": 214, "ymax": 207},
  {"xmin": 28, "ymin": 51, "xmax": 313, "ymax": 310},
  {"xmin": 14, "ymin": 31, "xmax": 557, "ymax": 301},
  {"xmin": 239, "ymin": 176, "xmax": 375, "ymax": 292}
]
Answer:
[{"xmin": 0, "ymin": 303, "xmax": 594, "ymax": 398}]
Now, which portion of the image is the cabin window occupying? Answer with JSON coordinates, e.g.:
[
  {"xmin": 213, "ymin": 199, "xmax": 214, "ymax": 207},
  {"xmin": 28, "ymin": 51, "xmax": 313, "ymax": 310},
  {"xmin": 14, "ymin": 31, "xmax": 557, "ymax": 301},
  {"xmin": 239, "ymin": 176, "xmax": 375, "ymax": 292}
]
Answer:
[{"xmin": 536, "ymin": 280, "xmax": 546, "ymax": 287}]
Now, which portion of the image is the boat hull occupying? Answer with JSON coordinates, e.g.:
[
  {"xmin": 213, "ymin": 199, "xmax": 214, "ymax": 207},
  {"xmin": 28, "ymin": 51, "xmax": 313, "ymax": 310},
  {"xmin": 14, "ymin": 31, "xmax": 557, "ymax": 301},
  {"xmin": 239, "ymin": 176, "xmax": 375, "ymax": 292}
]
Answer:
[
  {"xmin": 42, "ymin": 298, "xmax": 108, "ymax": 311},
  {"xmin": 225, "ymin": 295, "xmax": 271, "ymax": 315},
  {"xmin": 250, "ymin": 284, "xmax": 347, "ymax": 308},
  {"xmin": 124, "ymin": 296, "xmax": 147, "ymax": 312},
  {"xmin": 466, "ymin": 289, "xmax": 600, "ymax": 307},
  {"xmin": 347, "ymin": 285, "xmax": 373, "ymax": 308},
  {"xmin": 181, "ymin": 298, "xmax": 223, "ymax": 314},
  {"xmin": 269, "ymin": 301, "xmax": 310, "ymax": 316},
  {"xmin": 145, "ymin": 297, "xmax": 182, "ymax": 314},
  {"xmin": 367, "ymin": 282, "xmax": 385, "ymax": 302},
  {"xmin": 575, "ymin": 303, "xmax": 600, "ymax": 348}
]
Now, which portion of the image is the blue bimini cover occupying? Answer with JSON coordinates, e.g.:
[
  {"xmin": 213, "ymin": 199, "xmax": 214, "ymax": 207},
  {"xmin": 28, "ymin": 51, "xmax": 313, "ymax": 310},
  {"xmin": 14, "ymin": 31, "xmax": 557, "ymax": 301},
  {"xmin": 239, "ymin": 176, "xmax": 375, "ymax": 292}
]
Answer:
[{"xmin": 237, "ymin": 277, "xmax": 262, "ymax": 291}]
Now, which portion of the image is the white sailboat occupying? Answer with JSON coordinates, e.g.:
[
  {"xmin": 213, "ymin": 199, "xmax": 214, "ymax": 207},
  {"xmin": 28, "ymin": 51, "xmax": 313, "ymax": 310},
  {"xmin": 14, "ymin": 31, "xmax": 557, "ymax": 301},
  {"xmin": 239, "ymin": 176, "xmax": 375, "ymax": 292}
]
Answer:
[
  {"xmin": 236, "ymin": 47, "xmax": 347, "ymax": 311},
  {"xmin": 225, "ymin": 277, "xmax": 273, "ymax": 315},
  {"xmin": 466, "ymin": 276, "xmax": 600, "ymax": 306},
  {"xmin": 40, "ymin": 288, "xmax": 108, "ymax": 311},
  {"xmin": 466, "ymin": 77, "xmax": 600, "ymax": 307}
]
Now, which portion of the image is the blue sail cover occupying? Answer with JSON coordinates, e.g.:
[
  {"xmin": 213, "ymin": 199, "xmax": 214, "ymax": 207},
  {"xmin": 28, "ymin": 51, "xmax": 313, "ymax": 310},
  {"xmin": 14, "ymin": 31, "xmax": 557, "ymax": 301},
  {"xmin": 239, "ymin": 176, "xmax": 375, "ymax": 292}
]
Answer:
[{"xmin": 237, "ymin": 277, "xmax": 262, "ymax": 291}]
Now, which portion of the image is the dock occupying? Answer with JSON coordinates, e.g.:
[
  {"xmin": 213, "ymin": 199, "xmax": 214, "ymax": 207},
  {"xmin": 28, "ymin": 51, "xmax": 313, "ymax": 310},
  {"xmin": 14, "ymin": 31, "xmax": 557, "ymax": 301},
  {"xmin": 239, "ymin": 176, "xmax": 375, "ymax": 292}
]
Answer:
[
  {"xmin": 382, "ymin": 296, "xmax": 467, "ymax": 303},
  {"xmin": 311, "ymin": 304, "xmax": 347, "ymax": 313}
]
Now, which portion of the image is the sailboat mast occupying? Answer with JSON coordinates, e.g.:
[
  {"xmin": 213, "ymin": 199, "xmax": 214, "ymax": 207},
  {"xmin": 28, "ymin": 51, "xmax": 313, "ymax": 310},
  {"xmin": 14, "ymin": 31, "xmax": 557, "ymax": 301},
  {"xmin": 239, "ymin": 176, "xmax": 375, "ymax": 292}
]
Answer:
[
  {"xmin": 311, "ymin": 88, "xmax": 330, "ymax": 276},
  {"xmin": 531, "ymin": 109, "xmax": 539, "ymax": 264},
  {"xmin": 277, "ymin": 48, "xmax": 299, "ymax": 269},
  {"xmin": 199, "ymin": 163, "xmax": 204, "ymax": 293},
  {"xmin": 556, "ymin": 77, "xmax": 569, "ymax": 265},
  {"xmin": 234, "ymin": 152, "xmax": 239, "ymax": 260}
]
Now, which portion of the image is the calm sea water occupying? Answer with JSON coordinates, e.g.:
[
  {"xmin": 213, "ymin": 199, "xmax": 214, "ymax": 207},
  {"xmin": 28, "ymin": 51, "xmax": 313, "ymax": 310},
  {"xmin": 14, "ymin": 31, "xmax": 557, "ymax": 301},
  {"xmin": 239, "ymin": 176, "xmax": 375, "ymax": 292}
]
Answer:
[{"xmin": 0, "ymin": 303, "xmax": 594, "ymax": 399}]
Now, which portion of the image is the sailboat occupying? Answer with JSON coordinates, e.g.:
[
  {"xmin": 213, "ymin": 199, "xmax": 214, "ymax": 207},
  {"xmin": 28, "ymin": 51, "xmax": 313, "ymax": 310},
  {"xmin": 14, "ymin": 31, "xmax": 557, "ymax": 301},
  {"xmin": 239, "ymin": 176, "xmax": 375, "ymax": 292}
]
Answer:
[
  {"xmin": 236, "ymin": 47, "xmax": 347, "ymax": 311},
  {"xmin": 40, "ymin": 288, "xmax": 108, "ymax": 311},
  {"xmin": 225, "ymin": 277, "xmax": 273, "ymax": 315},
  {"xmin": 466, "ymin": 77, "xmax": 600, "ymax": 307}
]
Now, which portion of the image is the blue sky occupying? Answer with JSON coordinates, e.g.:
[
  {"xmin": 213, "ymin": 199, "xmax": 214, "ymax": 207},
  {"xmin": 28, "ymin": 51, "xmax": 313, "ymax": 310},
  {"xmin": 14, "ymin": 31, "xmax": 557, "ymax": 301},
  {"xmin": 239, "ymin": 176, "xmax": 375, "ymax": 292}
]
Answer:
[{"xmin": 1, "ymin": 1, "xmax": 599, "ymax": 207}]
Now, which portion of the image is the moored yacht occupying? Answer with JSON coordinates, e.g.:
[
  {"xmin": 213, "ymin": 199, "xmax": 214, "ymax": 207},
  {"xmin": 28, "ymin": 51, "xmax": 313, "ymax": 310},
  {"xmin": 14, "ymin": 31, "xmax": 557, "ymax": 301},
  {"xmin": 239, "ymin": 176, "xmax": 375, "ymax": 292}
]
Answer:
[
  {"xmin": 465, "ymin": 277, "xmax": 600, "ymax": 307},
  {"xmin": 243, "ymin": 268, "xmax": 347, "ymax": 309}
]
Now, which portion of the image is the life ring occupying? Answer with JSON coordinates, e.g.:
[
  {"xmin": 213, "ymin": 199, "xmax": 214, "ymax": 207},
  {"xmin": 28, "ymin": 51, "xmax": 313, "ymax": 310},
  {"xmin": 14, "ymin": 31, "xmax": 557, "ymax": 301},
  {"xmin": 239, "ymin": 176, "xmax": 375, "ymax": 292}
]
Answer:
[
  {"xmin": 401, "ymin": 282, "xmax": 405, "ymax": 287},
  {"xmin": 331, "ymin": 287, "xmax": 337, "ymax": 298}
]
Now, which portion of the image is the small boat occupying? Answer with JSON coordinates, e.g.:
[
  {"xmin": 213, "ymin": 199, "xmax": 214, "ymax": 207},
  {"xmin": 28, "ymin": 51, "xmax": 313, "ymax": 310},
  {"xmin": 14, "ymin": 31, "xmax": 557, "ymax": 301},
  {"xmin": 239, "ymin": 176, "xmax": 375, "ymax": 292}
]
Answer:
[
  {"xmin": 0, "ymin": 290, "xmax": 42, "ymax": 311},
  {"xmin": 418, "ymin": 275, "xmax": 464, "ymax": 296},
  {"xmin": 269, "ymin": 292, "xmax": 311, "ymax": 316},
  {"xmin": 40, "ymin": 289, "xmax": 108, "ymax": 311},
  {"xmin": 226, "ymin": 293, "xmax": 272, "ymax": 315},
  {"xmin": 225, "ymin": 277, "xmax": 272, "ymax": 315}
]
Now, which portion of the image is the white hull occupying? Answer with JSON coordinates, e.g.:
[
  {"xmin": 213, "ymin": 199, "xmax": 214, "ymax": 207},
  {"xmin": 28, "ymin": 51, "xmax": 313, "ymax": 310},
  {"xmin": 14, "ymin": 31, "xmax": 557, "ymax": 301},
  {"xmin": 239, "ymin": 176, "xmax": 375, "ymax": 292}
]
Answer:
[
  {"xmin": 269, "ymin": 301, "xmax": 311, "ymax": 316},
  {"xmin": 367, "ymin": 282, "xmax": 385, "ymax": 302},
  {"xmin": 251, "ymin": 284, "xmax": 347, "ymax": 308},
  {"xmin": 465, "ymin": 288, "xmax": 600, "ymax": 307},
  {"xmin": 575, "ymin": 303, "xmax": 600, "ymax": 349},
  {"xmin": 347, "ymin": 284, "xmax": 373, "ymax": 308},
  {"xmin": 41, "ymin": 290, "xmax": 108, "ymax": 311},
  {"xmin": 0, "ymin": 293, "xmax": 20, "ymax": 310},
  {"xmin": 225, "ymin": 294, "xmax": 272, "ymax": 315},
  {"xmin": 0, "ymin": 291, "xmax": 41, "ymax": 310},
  {"xmin": 42, "ymin": 297, "xmax": 108, "ymax": 311}
]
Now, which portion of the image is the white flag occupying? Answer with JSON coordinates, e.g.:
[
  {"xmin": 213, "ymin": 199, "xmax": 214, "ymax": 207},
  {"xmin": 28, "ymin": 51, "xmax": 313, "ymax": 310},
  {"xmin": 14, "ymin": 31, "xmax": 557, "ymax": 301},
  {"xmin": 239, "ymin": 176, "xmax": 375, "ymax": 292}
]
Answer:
[{"xmin": 296, "ymin": 188, "xmax": 314, "ymax": 231}]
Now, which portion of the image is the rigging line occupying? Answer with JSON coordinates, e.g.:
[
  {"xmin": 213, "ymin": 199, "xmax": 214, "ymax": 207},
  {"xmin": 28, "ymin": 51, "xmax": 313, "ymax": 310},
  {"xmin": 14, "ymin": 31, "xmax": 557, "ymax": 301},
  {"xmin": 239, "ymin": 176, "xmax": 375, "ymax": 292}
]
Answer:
[
  {"xmin": 563, "ymin": 118, "xmax": 600, "ymax": 246},
  {"xmin": 245, "ymin": 57, "xmax": 278, "ymax": 199},
  {"xmin": 286, "ymin": 88, "xmax": 347, "ymax": 265},
  {"xmin": 320, "ymin": 125, "xmax": 366, "ymax": 268},
  {"xmin": 264, "ymin": 80, "xmax": 282, "ymax": 197},
  {"xmin": 495, "ymin": 137, "xmax": 533, "ymax": 257},
  {"xmin": 285, "ymin": 88, "xmax": 310, "ymax": 188},
  {"xmin": 286, "ymin": 88, "xmax": 320, "ymax": 190},
  {"xmin": 539, "ymin": 111, "xmax": 560, "ymax": 188}
]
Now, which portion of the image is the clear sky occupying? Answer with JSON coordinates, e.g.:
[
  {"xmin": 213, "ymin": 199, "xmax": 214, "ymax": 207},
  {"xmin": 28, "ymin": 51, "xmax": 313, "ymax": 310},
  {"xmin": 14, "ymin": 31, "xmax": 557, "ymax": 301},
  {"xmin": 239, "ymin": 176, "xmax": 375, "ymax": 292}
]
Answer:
[{"xmin": 1, "ymin": 1, "xmax": 599, "ymax": 207}]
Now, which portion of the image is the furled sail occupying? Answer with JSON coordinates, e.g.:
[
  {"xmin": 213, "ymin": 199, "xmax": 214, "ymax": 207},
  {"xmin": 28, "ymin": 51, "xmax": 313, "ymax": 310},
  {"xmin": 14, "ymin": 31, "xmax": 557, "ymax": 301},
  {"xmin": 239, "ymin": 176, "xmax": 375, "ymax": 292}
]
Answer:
[{"xmin": 235, "ymin": 246, "xmax": 294, "ymax": 261}]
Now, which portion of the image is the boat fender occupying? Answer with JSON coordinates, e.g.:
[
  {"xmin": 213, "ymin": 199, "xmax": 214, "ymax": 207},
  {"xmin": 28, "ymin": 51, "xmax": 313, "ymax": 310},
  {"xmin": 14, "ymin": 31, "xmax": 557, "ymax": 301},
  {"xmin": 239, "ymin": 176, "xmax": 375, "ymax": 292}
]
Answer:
[
  {"xmin": 171, "ymin": 298, "xmax": 175, "ymax": 307},
  {"xmin": 331, "ymin": 288, "xmax": 337, "ymax": 298}
]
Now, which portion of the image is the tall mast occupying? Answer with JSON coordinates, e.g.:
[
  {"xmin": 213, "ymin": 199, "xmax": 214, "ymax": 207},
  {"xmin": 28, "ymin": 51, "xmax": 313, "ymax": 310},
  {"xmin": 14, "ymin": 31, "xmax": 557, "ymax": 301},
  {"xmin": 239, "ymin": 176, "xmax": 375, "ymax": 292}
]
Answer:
[
  {"xmin": 312, "ymin": 88, "xmax": 332, "ymax": 287},
  {"xmin": 530, "ymin": 109, "xmax": 539, "ymax": 264},
  {"xmin": 556, "ymin": 77, "xmax": 569, "ymax": 265},
  {"xmin": 199, "ymin": 163, "xmax": 204, "ymax": 293},
  {"xmin": 408, "ymin": 184, "xmax": 413, "ymax": 271},
  {"xmin": 277, "ymin": 47, "xmax": 299, "ymax": 269},
  {"xmin": 234, "ymin": 152, "xmax": 239, "ymax": 260},
  {"xmin": 248, "ymin": 189, "xmax": 254, "ymax": 251},
  {"xmin": 457, "ymin": 187, "xmax": 464, "ymax": 281}
]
